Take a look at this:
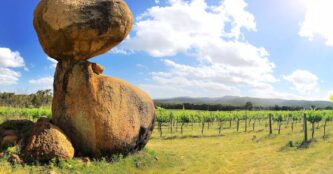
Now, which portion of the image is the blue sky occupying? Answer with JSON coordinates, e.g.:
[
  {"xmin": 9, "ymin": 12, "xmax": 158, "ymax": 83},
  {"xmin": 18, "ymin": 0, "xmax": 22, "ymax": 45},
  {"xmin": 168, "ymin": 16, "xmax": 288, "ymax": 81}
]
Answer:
[{"xmin": 1, "ymin": 0, "xmax": 333, "ymax": 100}]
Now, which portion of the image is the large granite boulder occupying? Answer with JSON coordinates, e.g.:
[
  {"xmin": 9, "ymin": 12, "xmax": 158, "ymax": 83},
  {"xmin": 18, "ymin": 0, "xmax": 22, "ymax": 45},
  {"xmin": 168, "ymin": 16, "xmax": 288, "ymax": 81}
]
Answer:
[
  {"xmin": 33, "ymin": 0, "xmax": 133, "ymax": 61},
  {"xmin": 52, "ymin": 61, "xmax": 155, "ymax": 157},
  {"xmin": 23, "ymin": 118, "xmax": 74, "ymax": 162}
]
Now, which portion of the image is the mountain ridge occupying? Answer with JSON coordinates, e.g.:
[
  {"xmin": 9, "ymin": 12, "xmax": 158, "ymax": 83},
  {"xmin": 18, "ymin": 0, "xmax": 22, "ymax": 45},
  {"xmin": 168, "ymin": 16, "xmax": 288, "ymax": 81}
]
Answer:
[{"xmin": 154, "ymin": 96, "xmax": 333, "ymax": 108}]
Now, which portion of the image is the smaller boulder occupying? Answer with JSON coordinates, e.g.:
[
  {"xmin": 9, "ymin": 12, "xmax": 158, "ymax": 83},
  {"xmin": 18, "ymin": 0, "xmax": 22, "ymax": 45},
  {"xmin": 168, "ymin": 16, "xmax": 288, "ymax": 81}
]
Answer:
[{"xmin": 23, "ymin": 118, "xmax": 74, "ymax": 162}]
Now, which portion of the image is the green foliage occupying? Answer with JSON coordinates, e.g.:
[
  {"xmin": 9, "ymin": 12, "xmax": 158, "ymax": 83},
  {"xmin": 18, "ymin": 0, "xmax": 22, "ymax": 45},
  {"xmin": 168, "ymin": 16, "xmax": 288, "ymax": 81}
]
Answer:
[
  {"xmin": 307, "ymin": 111, "xmax": 323, "ymax": 123},
  {"xmin": 0, "ymin": 107, "xmax": 51, "ymax": 121},
  {"xmin": 0, "ymin": 90, "xmax": 52, "ymax": 108},
  {"xmin": 156, "ymin": 110, "xmax": 333, "ymax": 125},
  {"xmin": 273, "ymin": 114, "xmax": 283, "ymax": 122}
]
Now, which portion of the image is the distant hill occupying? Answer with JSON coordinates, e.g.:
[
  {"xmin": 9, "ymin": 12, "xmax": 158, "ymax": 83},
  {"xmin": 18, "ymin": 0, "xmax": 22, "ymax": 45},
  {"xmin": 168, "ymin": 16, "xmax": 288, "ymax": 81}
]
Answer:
[{"xmin": 154, "ymin": 96, "xmax": 333, "ymax": 108}]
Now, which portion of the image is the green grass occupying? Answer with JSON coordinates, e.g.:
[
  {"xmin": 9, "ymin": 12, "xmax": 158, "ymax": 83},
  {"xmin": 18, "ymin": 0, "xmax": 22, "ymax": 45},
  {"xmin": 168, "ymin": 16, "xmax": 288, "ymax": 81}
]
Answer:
[
  {"xmin": 146, "ymin": 121, "xmax": 333, "ymax": 174},
  {"xmin": 0, "ymin": 148, "xmax": 174, "ymax": 174},
  {"xmin": 0, "ymin": 107, "xmax": 51, "ymax": 121},
  {"xmin": 2, "ymin": 113, "xmax": 333, "ymax": 173}
]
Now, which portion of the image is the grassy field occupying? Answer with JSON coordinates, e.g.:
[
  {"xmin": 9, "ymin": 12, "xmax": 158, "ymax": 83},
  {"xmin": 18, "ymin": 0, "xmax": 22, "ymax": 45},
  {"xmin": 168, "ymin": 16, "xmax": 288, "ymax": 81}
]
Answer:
[{"xmin": 2, "ymin": 117, "xmax": 333, "ymax": 174}]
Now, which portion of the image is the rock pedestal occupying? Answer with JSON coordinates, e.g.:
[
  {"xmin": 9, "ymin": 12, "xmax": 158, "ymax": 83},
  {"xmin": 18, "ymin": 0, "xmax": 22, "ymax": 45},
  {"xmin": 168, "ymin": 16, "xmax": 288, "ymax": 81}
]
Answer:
[{"xmin": 52, "ymin": 61, "xmax": 155, "ymax": 157}]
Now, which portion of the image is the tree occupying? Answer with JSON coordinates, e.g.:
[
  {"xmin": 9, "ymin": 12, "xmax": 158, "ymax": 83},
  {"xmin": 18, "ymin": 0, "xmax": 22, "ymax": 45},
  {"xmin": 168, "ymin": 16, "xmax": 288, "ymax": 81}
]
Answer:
[
  {"xmin": 31, "ymin": 90, "xmax": 53, "ymax": 108},
  {"xmin": 31, "ymin": 95, "xmax": 42, "ymax": 108},
  {"xmin": 0, "ymin": 90, "xmax": 52, "ymax": 108},
  {"xmin": 245, "ymin": 102, "xmax": 253, "ymax": 111}
]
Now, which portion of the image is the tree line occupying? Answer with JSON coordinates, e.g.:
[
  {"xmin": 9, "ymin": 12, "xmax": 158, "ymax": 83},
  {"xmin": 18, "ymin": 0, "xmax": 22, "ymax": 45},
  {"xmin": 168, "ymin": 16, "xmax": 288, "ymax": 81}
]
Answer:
[
  {"xmin": 2, "ymin": 91, "xmax": 333, "ymax": 111},
  {"xmin": 0, "ymin": 90, "xmax": 52, "ymax": 108},
  {"xmin": 156, "ymin": 102, "xmax": 333, "ymax": 111}
]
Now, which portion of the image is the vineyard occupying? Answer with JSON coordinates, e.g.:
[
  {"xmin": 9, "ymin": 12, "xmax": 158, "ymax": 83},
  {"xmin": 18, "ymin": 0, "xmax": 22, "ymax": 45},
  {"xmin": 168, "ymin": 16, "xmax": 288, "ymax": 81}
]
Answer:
[
  {"xmin": 1, "ymin": 107, "xmax": 333, "ymax": 173},
  {"xmin": 156, "ymin": 108, "xmax": 333, "ymax": 142},
  {"xmin": 0, "ymin": 107, "xmax": 332, "ymax": 142}
]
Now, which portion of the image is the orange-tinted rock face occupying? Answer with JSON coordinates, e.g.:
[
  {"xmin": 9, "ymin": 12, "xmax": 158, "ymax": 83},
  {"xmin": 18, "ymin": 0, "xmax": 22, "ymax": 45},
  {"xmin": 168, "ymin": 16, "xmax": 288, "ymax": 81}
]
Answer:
[
  {"xmin": 52, "ymin": 61, "xmax": 155, "ymax": 157},
  {"xmin": 33, "ymin": 0, "xmax": 133, "ymax": 61},
  {"xmin": 23, "ymin": 118, "xmax": 74, "ymax": 162}
]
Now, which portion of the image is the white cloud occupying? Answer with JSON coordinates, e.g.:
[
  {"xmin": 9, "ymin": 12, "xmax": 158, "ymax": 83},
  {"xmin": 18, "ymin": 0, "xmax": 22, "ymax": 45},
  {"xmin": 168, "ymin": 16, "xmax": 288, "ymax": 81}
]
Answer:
[
  {"xmin": 109, "ymin": 47, "xmax": 133, "ymax": 55},
  {"xmin": 283, "ymin": 70, "xmax": 319, "ymax": 95},
  {"xmin": 47, "ymin": 57, "xmax": 57, "ymax": 68},
  {"xmin": 29, "ymin": 76, "xmax": 53, "ymax": 90},
  {"xmin": 299, "ymin": 0, "xmax": 333, "ymax": 46},
  {"xmin": 0, "ymin": 48, "xmax": 26, "ymax": 85},
  {"xmin": 120, "ymin": 0, "xmax": 289, "ymax": 98},
  {"xmin": 251, "ymin": 85, "xmax": 309, "ymax": 100},
  {"xmin": 109, "ymin": 36, "xmax": 133, "ymax": 55},
  {"xmin": 0, "ymin": 48, "xmax": 25, "ymax": 68},
  {"xmin": 0, "ymin": 67, "xmax": 21, "ymax": 85},
  {"xmin": 126, "ymin": 0, "xmax": 256, "ymax": 57}
]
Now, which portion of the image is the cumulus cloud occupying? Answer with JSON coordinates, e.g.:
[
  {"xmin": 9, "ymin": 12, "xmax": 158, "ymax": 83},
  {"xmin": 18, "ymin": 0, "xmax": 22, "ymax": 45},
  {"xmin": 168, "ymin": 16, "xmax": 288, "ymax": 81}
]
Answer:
[
  {"xmin": 126, "ymin": 0, "xmax": 256, "ymax": 57},
  {"xmin": 299, "ymin": 0, "xmax": 333, "ymax": 46},
  {"xmin": 118, "ymin": 0, "xmax": 287, "ymax": 98},
  {"xmin": 109, "ymin": 47, "xmax": 133, "ymax": 55},
  {"xmin": 0, "ymin": 67, "xmax": 21, "ymax": 85},
  {"xmin": 0, "ymin": 48, "xmax": 25, "ymax": 68},
  {"xmin": 283, "ymin": 70, "xmax": 319, "ymax": 95},
  {"xmin": 29, "ymin": 76, "xmax": 54, "ymax": 90},
  {"xmin": 0, "ymin": 48, "xmax": 26, "ymax": 85}
]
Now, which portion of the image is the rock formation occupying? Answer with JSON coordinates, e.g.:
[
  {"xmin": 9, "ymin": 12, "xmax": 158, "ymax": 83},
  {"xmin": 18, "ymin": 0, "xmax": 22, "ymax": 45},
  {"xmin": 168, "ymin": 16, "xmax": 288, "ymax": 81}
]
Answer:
[
  {"xmin": 33, "ymin": 0, "xmax": 133, "ymax": 61},
  {"xmin": 23, "ymin": 118, "xmax": 74, "ymax": 162},
  {"xmin": 52, "ymin": 61, "xmax": 155, "ymax": 157},
  {"xmin": 33, "ymin": 0, "xmax": 156, "ymax": 158}
]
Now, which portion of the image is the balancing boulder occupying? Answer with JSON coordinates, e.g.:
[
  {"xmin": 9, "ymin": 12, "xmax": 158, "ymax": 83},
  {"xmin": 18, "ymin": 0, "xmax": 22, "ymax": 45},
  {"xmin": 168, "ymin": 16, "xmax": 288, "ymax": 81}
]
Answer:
[{"xmin": 33, "ymin": 0, "xmax": 133, "ymax": 60}]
